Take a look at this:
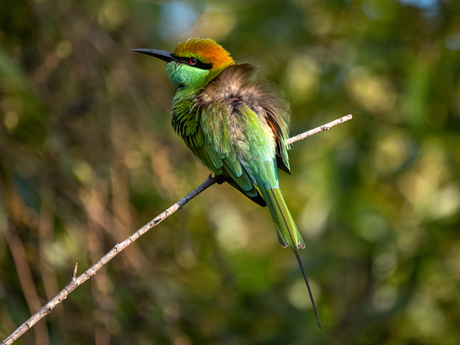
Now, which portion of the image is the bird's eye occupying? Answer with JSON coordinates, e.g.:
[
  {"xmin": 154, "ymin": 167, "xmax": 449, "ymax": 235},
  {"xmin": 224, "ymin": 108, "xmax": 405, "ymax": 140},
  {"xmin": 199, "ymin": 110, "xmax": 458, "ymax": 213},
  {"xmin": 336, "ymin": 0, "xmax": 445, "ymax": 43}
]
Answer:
[{"xmin": 189, "ymin": 57, "xmax": 197, "ymax": 65}]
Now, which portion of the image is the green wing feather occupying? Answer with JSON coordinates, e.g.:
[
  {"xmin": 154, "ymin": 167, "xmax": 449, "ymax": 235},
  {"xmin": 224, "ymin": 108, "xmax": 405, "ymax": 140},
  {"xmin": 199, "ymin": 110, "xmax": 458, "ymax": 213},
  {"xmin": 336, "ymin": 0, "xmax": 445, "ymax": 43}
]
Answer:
[{"xmin": 172, "ymin": 99, "xmax": 266, "ymax": 206}]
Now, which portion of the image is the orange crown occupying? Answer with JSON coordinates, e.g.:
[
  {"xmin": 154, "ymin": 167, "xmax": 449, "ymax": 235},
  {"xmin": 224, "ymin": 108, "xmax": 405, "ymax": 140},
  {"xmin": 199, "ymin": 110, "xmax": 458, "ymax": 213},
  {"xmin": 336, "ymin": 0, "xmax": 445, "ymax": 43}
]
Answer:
[{"xmin": 173, "ymin": 38, "xmax": 235, "ymax": 70}]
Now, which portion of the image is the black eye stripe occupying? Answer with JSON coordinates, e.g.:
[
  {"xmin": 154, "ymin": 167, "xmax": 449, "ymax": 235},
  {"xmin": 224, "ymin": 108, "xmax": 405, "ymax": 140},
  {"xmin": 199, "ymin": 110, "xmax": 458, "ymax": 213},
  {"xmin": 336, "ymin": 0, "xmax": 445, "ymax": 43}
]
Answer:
[
  {"xmin": 173, "ymin": 55, "xmax": 213, "ymax": 70},
  {"xmin": 194, "ymin": 60, "xmax": 212, "ymax": 69}
]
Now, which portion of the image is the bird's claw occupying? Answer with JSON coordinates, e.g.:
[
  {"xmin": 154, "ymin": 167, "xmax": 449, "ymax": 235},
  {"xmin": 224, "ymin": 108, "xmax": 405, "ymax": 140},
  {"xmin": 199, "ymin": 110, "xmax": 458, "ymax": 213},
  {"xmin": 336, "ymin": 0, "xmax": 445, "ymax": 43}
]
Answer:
[{"xmin": 214, "ymin": 174, "xmax": 225, "ymax": 185}]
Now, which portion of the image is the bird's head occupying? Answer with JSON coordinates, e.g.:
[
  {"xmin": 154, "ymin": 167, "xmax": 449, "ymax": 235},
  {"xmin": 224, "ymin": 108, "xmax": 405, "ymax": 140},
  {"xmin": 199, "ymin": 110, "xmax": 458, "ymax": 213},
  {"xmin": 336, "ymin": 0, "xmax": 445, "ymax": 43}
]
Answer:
[{"xmin": 132, "ymin": 38, "xmax": 234, "ymax": 94}]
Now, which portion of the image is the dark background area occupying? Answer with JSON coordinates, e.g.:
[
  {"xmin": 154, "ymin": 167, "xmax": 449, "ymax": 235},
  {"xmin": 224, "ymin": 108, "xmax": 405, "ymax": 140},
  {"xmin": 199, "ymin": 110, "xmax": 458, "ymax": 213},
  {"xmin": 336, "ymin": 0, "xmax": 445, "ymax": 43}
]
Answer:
[{"xmin": 1, "ymin": 0, "xmax": 460, "ymax": 344}]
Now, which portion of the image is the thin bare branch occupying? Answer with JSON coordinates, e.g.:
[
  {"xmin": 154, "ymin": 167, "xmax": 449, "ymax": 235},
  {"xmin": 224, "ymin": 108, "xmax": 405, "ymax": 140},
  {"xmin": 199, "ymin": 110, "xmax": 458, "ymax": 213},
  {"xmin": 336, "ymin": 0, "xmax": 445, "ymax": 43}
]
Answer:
[
  {"xmin": 1, "ymin": 114, "xmax": 352, "ymax": 345},
  {"xmin": 287, "ymin": 114, "xmax": 353, "ymax": 145}
]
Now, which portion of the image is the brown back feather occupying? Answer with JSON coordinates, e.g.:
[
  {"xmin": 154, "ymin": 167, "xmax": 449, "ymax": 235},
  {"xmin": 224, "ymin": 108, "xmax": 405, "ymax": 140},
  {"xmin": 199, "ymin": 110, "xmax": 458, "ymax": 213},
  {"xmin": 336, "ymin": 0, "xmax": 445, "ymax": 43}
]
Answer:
[{"xmin": 195, "ymin": 63, "xmax": 291, "ymax": 174}]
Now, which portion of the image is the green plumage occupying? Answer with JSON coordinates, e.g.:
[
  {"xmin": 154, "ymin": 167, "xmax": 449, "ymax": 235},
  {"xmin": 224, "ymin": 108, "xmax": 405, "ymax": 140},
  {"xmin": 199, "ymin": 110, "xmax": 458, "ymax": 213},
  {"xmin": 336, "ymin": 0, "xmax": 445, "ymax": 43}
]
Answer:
[
  {"xmin": 133, "ymin": 38, "xmax": 321, "ymax": 328},
  {"xmin": 171, "ymin": 63, "xmax": 305, "ymax": 249}
]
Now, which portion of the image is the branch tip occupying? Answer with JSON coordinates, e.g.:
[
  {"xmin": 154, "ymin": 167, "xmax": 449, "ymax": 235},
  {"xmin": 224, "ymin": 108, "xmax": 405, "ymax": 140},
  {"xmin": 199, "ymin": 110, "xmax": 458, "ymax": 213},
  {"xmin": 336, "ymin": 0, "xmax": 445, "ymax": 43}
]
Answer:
[{"xmin": 72, "ymin": 263, "xmax": 78, "ymax": 280}]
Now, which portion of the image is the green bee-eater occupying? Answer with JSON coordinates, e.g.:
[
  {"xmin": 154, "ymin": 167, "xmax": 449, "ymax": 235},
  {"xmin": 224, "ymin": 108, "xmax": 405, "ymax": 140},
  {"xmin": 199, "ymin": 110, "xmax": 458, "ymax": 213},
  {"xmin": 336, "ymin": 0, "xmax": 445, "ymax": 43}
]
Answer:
[{"xmin": 133, "ymin": 38, "xmax": 321, "ymax": 328}]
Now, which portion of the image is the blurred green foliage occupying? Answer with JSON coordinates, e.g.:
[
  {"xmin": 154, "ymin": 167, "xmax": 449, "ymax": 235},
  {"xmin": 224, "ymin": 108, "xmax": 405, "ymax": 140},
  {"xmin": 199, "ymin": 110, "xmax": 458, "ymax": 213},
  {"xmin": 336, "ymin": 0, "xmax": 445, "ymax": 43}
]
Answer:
[{"xmin": 1, "ymin": 0, "xmax": 460, "ymax": 344}]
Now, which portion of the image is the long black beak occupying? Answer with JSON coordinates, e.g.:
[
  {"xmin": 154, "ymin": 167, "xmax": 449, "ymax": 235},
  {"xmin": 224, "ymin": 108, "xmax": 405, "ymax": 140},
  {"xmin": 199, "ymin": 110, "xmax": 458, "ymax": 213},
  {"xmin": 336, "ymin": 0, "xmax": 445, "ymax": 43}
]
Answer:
[{"xmin": 131, "ymin": 49, "xmax": 178, "ymax": 63}]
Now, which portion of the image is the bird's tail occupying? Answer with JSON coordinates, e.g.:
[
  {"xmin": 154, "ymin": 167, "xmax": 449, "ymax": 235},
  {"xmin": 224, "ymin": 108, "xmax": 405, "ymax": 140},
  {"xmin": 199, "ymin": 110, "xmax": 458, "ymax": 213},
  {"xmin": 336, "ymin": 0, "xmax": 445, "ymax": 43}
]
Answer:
[
  {"xmin": 258, "ymin": 184, "xmax": 322, "ymax": 329},
  {"xmin": 262, "ymin": 186, "xmax": 304, "ymax": 249}
]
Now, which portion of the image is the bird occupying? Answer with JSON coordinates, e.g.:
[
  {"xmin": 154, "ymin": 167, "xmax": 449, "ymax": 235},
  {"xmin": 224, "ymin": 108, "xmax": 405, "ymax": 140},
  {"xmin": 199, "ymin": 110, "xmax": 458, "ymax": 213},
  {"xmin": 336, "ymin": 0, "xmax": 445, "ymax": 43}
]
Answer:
[{"xmin": 132, "ymin": 38, "xmax": 321, "ymax": 328}]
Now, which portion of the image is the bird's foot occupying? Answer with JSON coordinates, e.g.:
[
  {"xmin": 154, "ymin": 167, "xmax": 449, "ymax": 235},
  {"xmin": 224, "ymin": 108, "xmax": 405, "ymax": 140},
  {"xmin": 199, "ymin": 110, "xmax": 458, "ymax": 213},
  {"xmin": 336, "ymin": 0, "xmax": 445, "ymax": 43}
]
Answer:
[{"xmin": 214, "ymin": 174, "xmax": 225, "ymax": 185}]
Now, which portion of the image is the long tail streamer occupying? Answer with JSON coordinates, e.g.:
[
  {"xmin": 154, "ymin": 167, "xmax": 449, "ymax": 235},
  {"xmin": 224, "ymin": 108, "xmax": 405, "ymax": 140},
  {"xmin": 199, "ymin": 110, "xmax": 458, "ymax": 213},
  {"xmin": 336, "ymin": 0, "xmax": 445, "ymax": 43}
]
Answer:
[{"xmin": 270, "ymin": 189, "xmax": 322, "ymax": 329}]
